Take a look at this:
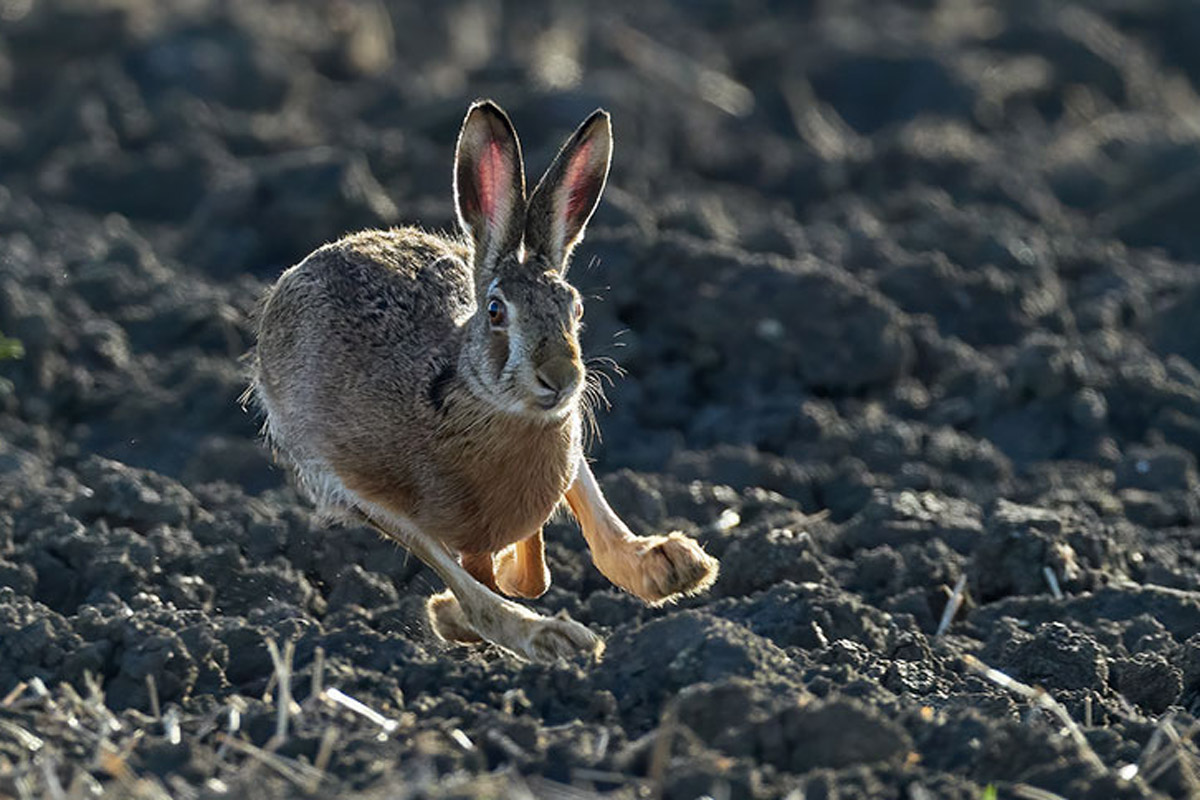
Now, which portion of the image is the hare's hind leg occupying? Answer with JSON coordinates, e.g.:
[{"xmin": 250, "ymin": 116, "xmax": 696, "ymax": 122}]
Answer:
[
  {"xmin": 566, "ymin": 459, "xmax": 719, "ymax": 605},
  {"xmin": 351, "ymin": 508, "xmax": 601, "ymax": 662},
  {"xmin": 428, "ymin": 589, "xmax": 483, "ymax": 643},
  {"xmin": 428, "ymin": 552, "xmax": 497, "ymax": 644},
  {"xmin": 494, "ymin": 530, "xmax": 551, "ymax": 599}
]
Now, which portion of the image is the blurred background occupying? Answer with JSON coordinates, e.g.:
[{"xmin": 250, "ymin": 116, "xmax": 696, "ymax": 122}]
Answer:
[{"xmin": 2, "ymin": 0, "xmax": 1200, "ymax": 514}]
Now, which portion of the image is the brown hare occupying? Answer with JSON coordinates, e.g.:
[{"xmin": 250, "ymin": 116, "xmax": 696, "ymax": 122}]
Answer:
[{"xmin": 249, "ymin": 100, "xmax": 718, "ymax": 661}]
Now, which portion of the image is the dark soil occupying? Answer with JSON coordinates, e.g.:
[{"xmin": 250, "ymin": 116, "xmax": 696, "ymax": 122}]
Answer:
[{"xmin": 2, "ymin": 0, "xmax": 1200, "ymax": 798}]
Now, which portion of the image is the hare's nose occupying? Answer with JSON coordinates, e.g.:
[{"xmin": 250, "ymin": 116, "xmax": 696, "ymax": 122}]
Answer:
[{"xmin": 535, "ymin": 357, "xmax": 581, "ymax": 400}]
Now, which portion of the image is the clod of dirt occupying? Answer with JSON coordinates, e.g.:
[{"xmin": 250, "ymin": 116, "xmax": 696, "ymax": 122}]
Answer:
[
  {"xmin": 968, "ymin": 499, "xmax": 1085, "ymax": 601},
  {"xmin": 984, "ymin": 620, "xmax": 1109, "ymax": 692},
  {"xmin": 756, "ymin": 697, "xmax": 915, "ymax": 774},
  {"xmin": 716, "ymin": 581, "xmax": 895, "ymax": 653},
  {"xmin": 716, "ymin": 526, "xmax": 829, "ymax": 598},
  {"xmin": 840, "ymin": 489, "xmax": 984, "ymax": 555},
  {"xmin": 1111, "ymin": 652, "xmax": 1183, "ymax": 715},
  {"xmin": 598, "ymin": 611, "xmax": 803, "ymax": 733}
]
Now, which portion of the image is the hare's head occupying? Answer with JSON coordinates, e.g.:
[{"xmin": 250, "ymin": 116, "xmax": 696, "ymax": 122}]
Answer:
[{"xmin": 453, "ymin": 101, "xmax": 612, "ymax": 419}]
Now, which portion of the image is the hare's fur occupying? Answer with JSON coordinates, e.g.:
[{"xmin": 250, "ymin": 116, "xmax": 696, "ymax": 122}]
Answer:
[
  {"xmin": 249, "ymin": 101, "xmax": 718, "ymax": 662},
  {"xmin": 255, "ymin": 228, "xmax": 578, "ymax": 556},
  {"xmin": 254, "ymin": 229, "xmax": 468, "ymax": 514}
]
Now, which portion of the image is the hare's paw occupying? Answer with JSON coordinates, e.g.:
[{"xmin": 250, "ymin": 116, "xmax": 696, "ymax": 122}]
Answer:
[
  {"xmin": 427, "ymin": 590, "xmax": 483, "ymax": 644},
  {"xmin": 630, "ymin": 532, "xmax": 719, "ymax": 605},
  {"xmin": 457, "ymin": 593, "xmax": 601, "ymax": 662},
  {"xmin": 522, "ymin": 616, "xmax": 604, "ymax": 663}
]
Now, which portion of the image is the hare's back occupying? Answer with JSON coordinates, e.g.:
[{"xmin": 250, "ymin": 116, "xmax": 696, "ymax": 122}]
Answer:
[
  {"xmin": 308, "ymin": 227, "xmax": 474, "ymax": 349},
  {"xmin": 263, "ymin": 227, "xmax": 471, "ymax": 362},
  {"xmin": 254, "ymin": 228, "xmax": 473, "ymax": 467}
]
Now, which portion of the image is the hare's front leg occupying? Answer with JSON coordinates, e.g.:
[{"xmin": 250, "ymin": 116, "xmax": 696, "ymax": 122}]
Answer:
[
  {"xmin": 494, "ymin": 530, "xmax": 551, "ymax": 599},
  {"xmin": 351, "ymin": 509, "xmax": 601, "ymax": 662},
  {"xmin": 565, "ymin": 459, "xmax": 719, "ymax": 605}
]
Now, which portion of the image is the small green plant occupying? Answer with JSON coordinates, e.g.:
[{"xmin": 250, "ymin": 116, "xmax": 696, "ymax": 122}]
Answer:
[
  {"xmin": 0, "ymin": 332, "xmax": 23, "ymax": 361},
  {"xmin": 980, "ymin": 785, "xmax": 998, "ymax": 800}
]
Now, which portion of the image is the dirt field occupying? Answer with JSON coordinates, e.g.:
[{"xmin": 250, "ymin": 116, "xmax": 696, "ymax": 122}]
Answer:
[{"xmin": 2, "ymin": 0, "xmax": 1200, "ymax": 797}]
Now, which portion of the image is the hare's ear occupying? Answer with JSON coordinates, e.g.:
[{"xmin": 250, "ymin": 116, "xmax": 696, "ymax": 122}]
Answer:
[
  {"xmin": 525, "ymin": 109, "xmax": 612, "ymax": 272},
  {"xmin": 455, "ymin": 101, "xmax": 527, "ymax": 271}
]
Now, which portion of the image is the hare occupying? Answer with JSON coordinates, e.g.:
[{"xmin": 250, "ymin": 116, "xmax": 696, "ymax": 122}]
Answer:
[{"xmin": 249, "ymin": 100, "xmax": 718, "ymax": 661}]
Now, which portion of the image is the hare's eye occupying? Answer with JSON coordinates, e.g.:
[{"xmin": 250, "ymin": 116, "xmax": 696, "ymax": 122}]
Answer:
[{"xmin": 487, "ymin": 298, "xmax": 506, "ymax": 327}]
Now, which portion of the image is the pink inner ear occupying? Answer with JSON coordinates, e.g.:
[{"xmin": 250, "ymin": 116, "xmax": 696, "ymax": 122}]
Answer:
[
  {"xmin": 476, "ymin": 139, "xmax": 507, "ymax": 222},
  {"xmin": 563, "ymin": 140, "xmax": 595, "ymax": 222}
]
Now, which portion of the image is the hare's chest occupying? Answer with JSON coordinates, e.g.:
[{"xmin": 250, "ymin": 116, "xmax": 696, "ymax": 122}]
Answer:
[{"xmin": 435, "ymin": 415, "xmax": 580, "ymax": 553}]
